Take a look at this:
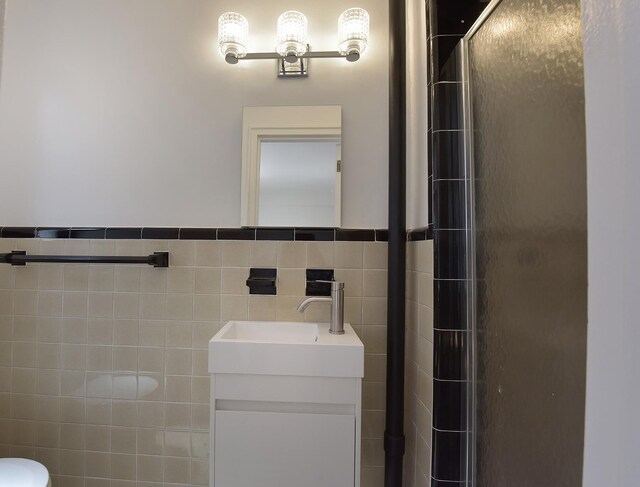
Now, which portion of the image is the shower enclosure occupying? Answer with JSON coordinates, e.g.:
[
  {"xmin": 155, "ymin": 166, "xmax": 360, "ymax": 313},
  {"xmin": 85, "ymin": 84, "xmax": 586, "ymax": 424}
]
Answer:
[{"xmin": 460, "ymin": 0, "xmax": 588, "ymax": 485}]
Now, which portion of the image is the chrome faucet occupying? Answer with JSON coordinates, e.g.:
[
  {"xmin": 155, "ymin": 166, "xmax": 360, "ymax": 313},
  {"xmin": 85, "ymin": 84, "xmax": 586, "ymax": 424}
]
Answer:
[{"xmin": 297, "ymin": 281, "xmax": 345, "ymax": 335}]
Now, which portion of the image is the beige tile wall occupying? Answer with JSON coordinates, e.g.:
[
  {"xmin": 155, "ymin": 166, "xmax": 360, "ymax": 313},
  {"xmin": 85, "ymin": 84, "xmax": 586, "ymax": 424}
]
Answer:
[
  {"xmin": 403, "ymin": 240, "xmax": 434, "ymax": 487},
  {"xmin": 0, "ymin": 237, "xmax": 388, "ymax": 487}
]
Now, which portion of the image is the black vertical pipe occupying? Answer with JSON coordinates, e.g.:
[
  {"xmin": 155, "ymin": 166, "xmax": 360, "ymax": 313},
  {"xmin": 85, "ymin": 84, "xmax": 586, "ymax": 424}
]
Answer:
[{"xmin": 384, "ymin": 0, "xmax": 406, "ymax": 484}]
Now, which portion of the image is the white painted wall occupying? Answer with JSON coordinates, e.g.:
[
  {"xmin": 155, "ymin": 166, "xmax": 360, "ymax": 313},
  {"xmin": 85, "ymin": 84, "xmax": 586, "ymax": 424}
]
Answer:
[
  {"xmin": 582, "ymin": 1, "xmax": 640, "ymax": 485},
  {"xmin": 405, "ymin": 0, "xmax": 428, "ymax": 230},
  {"xmin": 0, "ymin": 0, "xmax": 388, "ymax": 228}
]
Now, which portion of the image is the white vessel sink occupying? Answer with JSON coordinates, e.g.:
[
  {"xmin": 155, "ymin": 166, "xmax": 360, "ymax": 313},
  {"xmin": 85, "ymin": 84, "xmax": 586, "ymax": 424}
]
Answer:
[{"xmin": 209, "ymin": 321, "xmax": 364, "ymax": 378}]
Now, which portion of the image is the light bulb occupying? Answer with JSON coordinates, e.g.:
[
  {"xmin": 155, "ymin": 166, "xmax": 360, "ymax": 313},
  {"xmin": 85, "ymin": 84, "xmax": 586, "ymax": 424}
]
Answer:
[
  {"xmin": 276, "ymin": 11, "xmax": 308, "ymax": 59},
  {"xmin": 338, "ymin": 8, "xmax": 369, "ymax": 61},
  {"xmin": 218, "ymin": 12, "xmax": 249, "ymax": 63}
]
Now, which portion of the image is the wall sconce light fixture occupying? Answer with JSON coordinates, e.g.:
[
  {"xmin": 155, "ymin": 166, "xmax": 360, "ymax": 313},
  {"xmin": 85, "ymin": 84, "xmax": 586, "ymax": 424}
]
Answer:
[{"xmin": 218, "ymin": 8, "xmax": 370, "ymax": 77}]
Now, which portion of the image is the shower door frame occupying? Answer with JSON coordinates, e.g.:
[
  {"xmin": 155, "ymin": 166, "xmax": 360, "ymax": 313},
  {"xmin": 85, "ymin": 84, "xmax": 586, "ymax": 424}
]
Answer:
[{"xmin": 459, "ymin": 1, "xmax": 505, "ymax": 485}]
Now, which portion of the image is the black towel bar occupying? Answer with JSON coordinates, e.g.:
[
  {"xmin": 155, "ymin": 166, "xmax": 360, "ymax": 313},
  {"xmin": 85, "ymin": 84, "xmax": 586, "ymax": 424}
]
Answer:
[{"xmin": 0, "ymin": 251, "xmax": 169, "ymax": 267}]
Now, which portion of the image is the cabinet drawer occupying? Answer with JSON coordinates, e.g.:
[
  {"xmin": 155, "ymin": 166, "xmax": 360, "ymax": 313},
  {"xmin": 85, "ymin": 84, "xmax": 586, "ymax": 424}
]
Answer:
[{"xmin": 214, "ymin": 410, "xmax": 355, "ymax": 487}]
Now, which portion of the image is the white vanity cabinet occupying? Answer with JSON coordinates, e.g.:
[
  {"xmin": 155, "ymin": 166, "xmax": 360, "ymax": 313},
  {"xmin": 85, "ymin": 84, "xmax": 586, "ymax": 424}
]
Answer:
[{"xmin": 209, "ymin": 321, "xmax": 364, "ymax": 487}]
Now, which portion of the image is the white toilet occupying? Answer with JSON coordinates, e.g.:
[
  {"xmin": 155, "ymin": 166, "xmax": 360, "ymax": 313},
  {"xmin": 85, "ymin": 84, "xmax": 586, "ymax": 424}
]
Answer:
[{"xmin": 0, "ymin": 459, "xmax": 51, "ymax": 487}]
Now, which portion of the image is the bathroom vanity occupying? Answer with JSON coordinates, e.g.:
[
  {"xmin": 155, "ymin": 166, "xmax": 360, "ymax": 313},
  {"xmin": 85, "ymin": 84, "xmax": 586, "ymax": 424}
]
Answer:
[{"xmin": 209, "ymin": 321, "xmax": 364, "ymax": 487}]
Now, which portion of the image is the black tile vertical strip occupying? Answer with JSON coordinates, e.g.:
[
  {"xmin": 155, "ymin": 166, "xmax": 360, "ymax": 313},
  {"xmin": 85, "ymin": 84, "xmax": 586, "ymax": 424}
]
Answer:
[
  {"xmin": 430, "ymin": 1, "xmax": 485, "ymax": 485},
  {"xmin": 434, "ymin": 280, "xmax": 467, "ymax": 331},
  {"xmin": 434, "ymin": 131, "xmax": 465, "ymax": 180},
  {"xmin": 433, "ymin": 82, "xmax": 461, "ymax": 131},
  {"xmin": 433, "ymin": 380, "xmax": 466, "ymax": 431},
  {"xmin": 434, "ymin": 36, "xmax": 463, "ymax": 79},
  {"xmin": 434, "ymin": 230, "xmax": 467, "ymax": 280},
  {"xmin": 434, "ymin": 181, "xmax": 466, "ymax": 230},
  {"xmin": 427, "ymin": 1, "xmax": 434, "ymax": 230},
  {"xmin": 439, "ymin": 43, "xmax": 462, "ymax": 82},
  {"xmin": 428, "ymin": 178, "xmax": 434, "ymax": 229},
  {"xmin": 433, "ymin": 330, "xmax": 467, "ymax": 381},
  {"xmin": 432, "ymin": 430, "xmax": 467, "ymax": 482},
  {"xmin": 429, "ymin": 73, "xmax": 435, "ymax": 227}
]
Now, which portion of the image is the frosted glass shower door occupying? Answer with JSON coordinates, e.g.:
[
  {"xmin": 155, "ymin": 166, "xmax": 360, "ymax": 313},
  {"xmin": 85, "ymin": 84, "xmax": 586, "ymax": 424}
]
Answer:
[{"xmin": 463, "ymin": 0, "xmax": 588, "ymax": 485}]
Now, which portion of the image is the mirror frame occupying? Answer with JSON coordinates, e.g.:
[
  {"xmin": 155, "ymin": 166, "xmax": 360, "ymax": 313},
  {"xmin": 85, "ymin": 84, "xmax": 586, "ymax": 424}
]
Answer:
[{"xmin": 241, "ymin": 105, "xmax": 342, "ymax": 227}]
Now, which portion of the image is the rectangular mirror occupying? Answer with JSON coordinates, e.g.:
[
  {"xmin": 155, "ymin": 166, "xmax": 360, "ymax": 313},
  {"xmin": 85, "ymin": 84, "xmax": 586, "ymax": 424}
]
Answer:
[{"xmin": 241, "ymin": 106, "xmax": 342, "ymax": 227}]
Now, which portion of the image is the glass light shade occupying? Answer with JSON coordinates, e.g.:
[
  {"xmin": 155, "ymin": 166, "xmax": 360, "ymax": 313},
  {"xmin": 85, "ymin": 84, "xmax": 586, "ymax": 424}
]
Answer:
[
  {"xmin": 276, "ymin": 11, "xmax": 308, "ymax": 57},
  {"xmin": 338, "ymin": 8, "xmax": 369, "ymax": 57},
  {"xmin": 218, "ymin": 12, "xmax": 249, "ymax": 59}
]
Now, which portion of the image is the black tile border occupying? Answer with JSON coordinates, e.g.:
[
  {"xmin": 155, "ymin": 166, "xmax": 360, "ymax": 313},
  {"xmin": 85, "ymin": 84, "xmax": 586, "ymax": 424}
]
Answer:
[
  {"xmin": 294, "ymin": 228, "xmax": 335, "ymax": 241},
  {"xmin": 35, "ymin": 227, "xmax": 70, "ymax": 239},
  {"xmin": 105, "ymin": 228, "xmax": 143, "ymax": 239},
  {"xmin": 69, "ymin": 228, "xmax": 107, "ymax": 239},
  {"xmin": 0, "ymin": 226, "xmax": 415, "ymax": 242},
  {"xmin": 0, "ymin": 227, "xmax": 37, "ymax": 238},
  {"xmin": 408, "ymin": 228, "xmax": 428, "ymax": 242},
  {"xmin": 375, "ymin": 229, "xmax": 389, "ymax": 242},
  {"xmin": 407, "ymin": 226, "xmax": 434, "ymax": 242},
  {"xmin": 179, "ymin": 228, "xmax": 217, "ymax": 240},
  {"xmin": 256, "ymin": 228, "xmax": 294, "ymax": 241},
  {"xmin": 336, "ymin": 229, "xmax": 375, "ymax": 241},
  {"xmin": 141, "ymin": 228, "xmax": 180, "ymax": 240},
  {"xmin": 217, "ymin": 228, "xmax": 256, "ymax": 240}
]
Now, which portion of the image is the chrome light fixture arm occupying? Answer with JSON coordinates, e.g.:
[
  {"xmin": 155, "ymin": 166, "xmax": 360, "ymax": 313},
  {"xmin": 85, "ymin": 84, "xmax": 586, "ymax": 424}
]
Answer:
[{"xmin": 225, "ymin": 49, "xmax": 360, "ymax": 65}]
